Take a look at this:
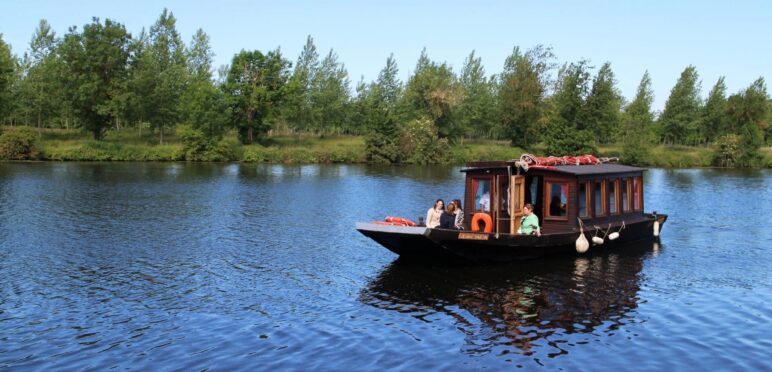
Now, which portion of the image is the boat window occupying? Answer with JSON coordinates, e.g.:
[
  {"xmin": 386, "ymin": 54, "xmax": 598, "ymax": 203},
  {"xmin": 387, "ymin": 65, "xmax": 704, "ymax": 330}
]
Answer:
[
  {"xmin": 546, "ymin": 182, "xmax": 568, "ymax": 219},
  {"xmin": 579, "ymin": 182, "xmax": 589, "ymax": 217},
  {"xmin": 474, "ymin": 179, "xmax": 492, "ymax": 213},
  {"xmin": 609, "ymin": 179, "xmax": 618, "ymax": 214},
  {"xmin": 594, "ymin": 180, "xmax": 606, "ymax": 217},
  {"xmin": 633, "ymin": 177, "xmax": 643, "ymax": 210},
  {"xmin": 621, "ymin": 178, "xmax": 630, "ymax": 212}
]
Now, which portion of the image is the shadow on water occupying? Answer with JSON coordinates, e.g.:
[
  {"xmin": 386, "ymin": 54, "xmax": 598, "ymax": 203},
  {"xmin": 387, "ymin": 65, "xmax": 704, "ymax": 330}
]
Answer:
[{"xmin": 360, "ymin": 241, "xmax": 660, "ymax": 358}]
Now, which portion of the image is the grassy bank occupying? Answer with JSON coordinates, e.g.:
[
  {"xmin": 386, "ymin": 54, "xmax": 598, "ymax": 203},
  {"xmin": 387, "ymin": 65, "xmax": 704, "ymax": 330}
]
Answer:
[{"xmin": 2, "ymin": 126, "xmax": 771, "ymax": 167}]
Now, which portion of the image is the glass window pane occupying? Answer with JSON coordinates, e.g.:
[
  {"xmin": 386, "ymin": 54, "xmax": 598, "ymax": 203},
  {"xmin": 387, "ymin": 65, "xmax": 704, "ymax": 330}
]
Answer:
[
  {"xmin": 633, "ymin": 177, "xmax": 641, "ymax": 210},
  {"xmin": 475, "ymin": 179, "xmax": 491, "ymax": 212},
  {"xmin": 579, "ymin": 182, "xmax": 588, "ymax": 217},
  {"xmin": 621, "ymin": 178, "xmax": 629, "ymax": 211},
  {"xmin": 548, "ymin": 183, "xmax": 567, "ymax": 217}
]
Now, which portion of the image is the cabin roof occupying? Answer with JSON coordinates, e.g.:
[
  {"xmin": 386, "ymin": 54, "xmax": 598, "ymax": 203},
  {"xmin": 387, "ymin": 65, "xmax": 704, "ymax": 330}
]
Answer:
[
  {"xmin": 542, "ymin": 163, "xmax": 646, "ymax": 175},
  {"xmin": 461, "ymin": 162, "xmax": 646, "ymax": 175}
]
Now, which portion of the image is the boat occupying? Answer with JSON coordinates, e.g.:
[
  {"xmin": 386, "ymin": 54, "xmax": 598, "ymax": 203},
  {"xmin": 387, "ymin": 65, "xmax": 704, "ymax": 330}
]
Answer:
[{"xmin": 356, "ymin": 154, "xmax": 667, "ymax": 262}]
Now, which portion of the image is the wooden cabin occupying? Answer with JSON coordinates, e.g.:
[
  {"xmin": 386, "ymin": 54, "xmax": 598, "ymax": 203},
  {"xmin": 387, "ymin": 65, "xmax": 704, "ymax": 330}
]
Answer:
[{"xmin": 461, "ymin": 160, "xmax": 646, "ymax": 234}]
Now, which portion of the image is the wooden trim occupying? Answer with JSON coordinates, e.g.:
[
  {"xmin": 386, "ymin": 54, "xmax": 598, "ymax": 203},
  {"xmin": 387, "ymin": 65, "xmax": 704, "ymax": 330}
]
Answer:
[
  {"xmin": 578, "ymin": 181, "xmax": 591, "ymax": 218},
  {"xmin": 593, "ymin": 179, "xmax": 607, "ymax": 217}
]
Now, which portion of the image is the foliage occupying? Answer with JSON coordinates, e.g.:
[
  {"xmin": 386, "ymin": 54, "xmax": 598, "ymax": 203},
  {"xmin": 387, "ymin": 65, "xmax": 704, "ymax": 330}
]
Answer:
[
  {"xmin": 401, "ymin": 49, "xmax": 462, "ymax": 139},
  {"xmin": 543, "ymin": 61, "xmax": 596, "ymax": 155},
  {"xmin": 181, "ymin": 80, "xmax": 230, "ymax": 139},
  {"xmin": 0, "ymin": 126, "xmax": 39, "ymax": 160},
  {"xmin": 223, "ymin": 49, "xmax": 290, "ymax": 144},
  {"xmin": 498, "ymin": 45, "xmax": 554, "ymax": 147},
  {"xmin": 726, "ymin": 77, "xmax": 768, "ymax": 167},
  {"xmin": 398, "ymin": 117, "xmax": 449, "ymax": 164},
  {"xmin": 0, "ymin": 34, "xmax": 19, "ymax": 122},
  {"xmin": 364, "ymin": 109, "xmax": 401, "ymax": 164},
  {"xmin": 283, "ymin": 35, "xmax": 319, "ymax": 131},
  {"xmin": 712, "ymin": 134, "xmax": 740, "ymax": 167},
  {"xmin": 59, "ymin": 17, "xmax": 131, "ymax": 140},
  {"xmin": 309, "ymin": 49, "xmax": 350, "ymax": 134},
  {"xmin": 658, "ymin": 65, "xmax": 702, "ymax": 145},
  {"xmin": 177, "ymin": 125, "xmax": 236, "ymax": 161}
]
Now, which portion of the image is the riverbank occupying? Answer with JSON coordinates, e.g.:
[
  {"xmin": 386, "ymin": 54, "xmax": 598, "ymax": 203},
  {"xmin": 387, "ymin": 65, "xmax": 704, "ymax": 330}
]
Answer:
[{"xmin": 2, "ymin": 126, "xmax": 771, "ymax": 167}]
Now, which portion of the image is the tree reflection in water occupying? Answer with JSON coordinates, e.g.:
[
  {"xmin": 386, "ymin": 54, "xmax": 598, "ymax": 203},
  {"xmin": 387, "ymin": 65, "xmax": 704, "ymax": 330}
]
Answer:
[{"xmin": 359, "ymin": 242, "xmax": 657, "ymax": 358}]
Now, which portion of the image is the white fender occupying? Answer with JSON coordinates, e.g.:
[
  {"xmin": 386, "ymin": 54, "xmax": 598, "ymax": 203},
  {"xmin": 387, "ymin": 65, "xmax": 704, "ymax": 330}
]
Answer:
[
  {"xmin": 592, "ymin": 236, "xmax": 604, "ymax": 245},
  {"xmin": 653, "ymin": 220, "xmax": 660, "ymax": 237},
  {"xmin": 608, "ymin": 232, "xmax": 620, "ymax": 240},
  {"xmin": 576, "ymin": 232, "xmax": 590, "ymax": 253}
]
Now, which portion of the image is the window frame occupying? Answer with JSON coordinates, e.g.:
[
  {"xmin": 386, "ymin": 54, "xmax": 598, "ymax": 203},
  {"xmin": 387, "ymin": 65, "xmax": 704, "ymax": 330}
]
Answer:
[
  {"xmin": 621, "ymin": 177, "xmax": 631, "ymax": 212},
  {"xmin": 544, "ymin": 180, "xmax": 570, "ymax": 221},
  {"xmin": 633, "ymin": 176, "xmax": 643, "ymax": 211},
  {"xmin": 608, "ymin": 178, "xmax": 620, "ymax": 215}
]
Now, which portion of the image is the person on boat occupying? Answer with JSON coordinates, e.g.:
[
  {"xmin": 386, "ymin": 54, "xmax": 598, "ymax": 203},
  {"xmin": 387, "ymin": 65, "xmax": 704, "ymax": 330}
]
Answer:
[
  {"xmin": 479, "ymin": 190, "xmax": 490, "ymax": 212},
  {"xmin": 426, "ymin": 199, "xmax": 444, "ymax": 228},
  {"xmin": 452, "ymin": 199, "xmax": 464, "ymax": 229},
  {"xmin": 440, "ymin": 203, "xmax": 460, "ymax": 230},
  {"xmin": 517, "ymin": 203, "xmax": 541, "ymax": 236}
]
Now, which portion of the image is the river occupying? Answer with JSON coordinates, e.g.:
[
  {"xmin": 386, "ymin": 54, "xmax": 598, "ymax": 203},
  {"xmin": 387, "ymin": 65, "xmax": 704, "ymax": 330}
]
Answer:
[{"xmin": 0, "ymin": 163, "xmax": 770, "ymax": 370}]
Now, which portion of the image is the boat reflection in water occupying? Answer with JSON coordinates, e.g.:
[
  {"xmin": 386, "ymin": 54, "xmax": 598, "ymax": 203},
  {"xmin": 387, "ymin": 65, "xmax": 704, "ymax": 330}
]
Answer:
[{"xmin": 360, "ymin": 241, "xmax": 658, "ymax": 358}]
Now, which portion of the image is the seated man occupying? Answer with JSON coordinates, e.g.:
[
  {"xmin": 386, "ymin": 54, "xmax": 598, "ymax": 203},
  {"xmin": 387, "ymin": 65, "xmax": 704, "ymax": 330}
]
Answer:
[{"xmin": 517, "ymin": 203, "xmax": 541, "ymax": 236}]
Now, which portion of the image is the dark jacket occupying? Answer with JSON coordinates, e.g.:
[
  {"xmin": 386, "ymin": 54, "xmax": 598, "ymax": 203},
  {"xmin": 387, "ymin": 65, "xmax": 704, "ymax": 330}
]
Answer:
[{"xmin": 439, "ymin": 211, "xmax": 457, "ymax": 229}]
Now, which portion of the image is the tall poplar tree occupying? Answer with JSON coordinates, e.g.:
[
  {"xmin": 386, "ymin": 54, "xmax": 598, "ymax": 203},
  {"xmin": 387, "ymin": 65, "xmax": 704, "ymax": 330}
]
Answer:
[
  {"xmin": 458, "ymin": 51, "xmax": 497, "ymax": 139},
  {"xmin": 284, "ymin": 36, "xmax": 319, "ymax": 131},
  {"xmin": 401, "ymin": 49, "xmax": 461, "ymax": 139},
  {"xmin": 498, "ymin": 45, "xmax": 554, "ymax": 147},
  {"xmin": 622, "ymin": 71, "xmax": 655, "ymax": 164},
  {"xmin": 309, "ymin": 49, "xmax": 350, "ymax": 134},
  {"xmin": 580, "ymin": 62, "xmax": 622, "ymax": 143},
  {"xmin": 18, "ymin": 20, "xmax": 63, "ymax": 129},
  {"xmin": 700, "ymin": 77, "xmax": 728, "ymax": 144},
  {"xmin": 543, "ymin": 61, "xmax": 596, "ymax": 155},
  {"xmin": 726, "ymin": 78, "xmax": 768, "ymax": 166},
  {"xmin": 658, "ymin": 65, "xmax": 702, "ymax": 145}
]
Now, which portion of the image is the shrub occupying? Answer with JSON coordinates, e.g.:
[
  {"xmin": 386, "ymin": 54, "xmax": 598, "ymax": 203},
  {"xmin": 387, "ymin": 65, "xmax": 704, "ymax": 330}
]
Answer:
[
  {"xmin": 177, "ymin": 125, "xmax": 237, "ymax": 161},
  {"xmin": 0, "ymin": 127, "xmax": 40, "ymax": 160},
  {"xmin": 398, "ymin": 118, "xmax": 449, "ymax": 164}
]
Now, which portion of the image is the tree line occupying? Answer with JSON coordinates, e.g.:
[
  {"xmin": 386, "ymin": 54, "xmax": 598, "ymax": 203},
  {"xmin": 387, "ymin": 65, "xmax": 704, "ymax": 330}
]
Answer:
[{"xmin": 0, "ymin": 10, "xmax": 769, "ymax": 165}]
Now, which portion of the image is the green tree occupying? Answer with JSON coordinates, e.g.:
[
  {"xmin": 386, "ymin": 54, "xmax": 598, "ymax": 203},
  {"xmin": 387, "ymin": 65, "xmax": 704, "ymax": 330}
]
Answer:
[
  {"xmin": 498, "ymin": 45, "xmax": 555, "ymax": 147},
  {"xmin": 0, "ymin": 34, "xmax": 18, "ymax": 123},
  {"xmin": 17, "ymin": 20, "xmax": 65, "ymax": 130},
  {"xmin": 580, "ymin": 62, "xmax": 622, "ymax": 144},
  {"xmin": 309, "ymin": 49, "xmax": 350, "ymax": 134},
  {"xmin": 59, "ymin": 18, "xmax": 131, "ymax": 140},
  {"xmin": 401, "ymin": 48, "xmax": 461, "ymax": 139},
  {"xmin": 726, "ymin": 77, "xmax": 768, "ymax": 167},
  {"xmin": 283, "ymin": 35, "xmax": 318, "ymax": 131},
  {"xmin": 458, "ymin": 51, "xmax": 497, "ymax": 139},
  {"xmin": 543, "ymin": 61, "xmax": 596, "ymax": 155},
  {"xmin": 700, "ymin": 77, "xmax": 728, "ymax": 144},
  {"xmin": 621, "ymin": 71, "xmax": 655, "ymax": 164},
  {"xmin": 136, "ymin": 9, "xmax": 188, "ymax": 143},
  {"xmin": 223, "ymin": 48, "xmax": 290, "ymax": 143},
  {"xmin": 658, "ymin": 65, "xmax": 702, "ymax": 145}
]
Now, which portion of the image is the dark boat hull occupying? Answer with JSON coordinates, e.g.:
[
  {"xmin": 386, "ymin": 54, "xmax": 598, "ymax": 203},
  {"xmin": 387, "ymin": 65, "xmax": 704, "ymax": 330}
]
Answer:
[{"xmin": 357, "ymin": 214, "xmax": 667, "ymax": 263}]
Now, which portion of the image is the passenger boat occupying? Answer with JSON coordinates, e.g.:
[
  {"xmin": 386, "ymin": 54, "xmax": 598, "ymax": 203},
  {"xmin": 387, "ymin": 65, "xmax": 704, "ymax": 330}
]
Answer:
[{"xmin": 356, "ymin": 155, "xmax": 667, "ymax": 262}]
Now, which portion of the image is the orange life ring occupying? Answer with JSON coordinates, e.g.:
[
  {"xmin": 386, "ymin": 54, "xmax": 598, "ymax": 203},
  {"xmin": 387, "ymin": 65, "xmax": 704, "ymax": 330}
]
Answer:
[
  {"xmin": 385, "ymin": 216, "xmax": 416, "ymax": 226},
  {"xmin": 471, "ymin": 213, "xmax": 493, "ymax": 233}
]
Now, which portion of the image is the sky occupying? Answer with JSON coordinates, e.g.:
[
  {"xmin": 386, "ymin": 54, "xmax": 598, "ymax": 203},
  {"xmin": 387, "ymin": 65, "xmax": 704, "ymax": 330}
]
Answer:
[{"xmin": 2, "ymin": 0, "xmax": 770, "ymax": 111}]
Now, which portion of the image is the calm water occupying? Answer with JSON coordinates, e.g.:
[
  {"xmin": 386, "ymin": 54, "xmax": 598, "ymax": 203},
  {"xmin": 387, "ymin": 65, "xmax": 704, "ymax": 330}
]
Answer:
[{"xmin": 0, "ymin": 163, "xmax": 770, "ymax": 370}]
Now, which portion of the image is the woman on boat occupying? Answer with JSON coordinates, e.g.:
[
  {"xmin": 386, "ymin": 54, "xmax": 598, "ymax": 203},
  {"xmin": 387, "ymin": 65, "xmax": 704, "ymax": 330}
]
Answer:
[
  {"xmin": 440, "ymin": 203, "xmax": 459, "ymax": 229},
  {"xmin": 517, "ymin": 203, "xmax": 541, "ymax": 236},
  {"xmin": 426, "ymin": 199, "xmax": 444, "ymax": 228},
  {"xmin": 452, "ymin": 199, "xmax": 464, "ymax": 229}
]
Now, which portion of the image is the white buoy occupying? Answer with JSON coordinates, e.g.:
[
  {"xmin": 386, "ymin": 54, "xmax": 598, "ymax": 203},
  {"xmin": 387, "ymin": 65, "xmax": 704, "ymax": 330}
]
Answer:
[
  {"xmin": 653, "ymin": 220, "xmax": 660, "ymax": 237},
  {"xmin": 576, "ymin": 218, "xmax": 590, "ymax": 253}
]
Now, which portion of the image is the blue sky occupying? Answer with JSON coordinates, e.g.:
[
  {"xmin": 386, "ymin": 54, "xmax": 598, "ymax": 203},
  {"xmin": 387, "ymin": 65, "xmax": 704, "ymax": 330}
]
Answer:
[{"xmin": 2, "ymin": 0, "xmax": 770, "ymax": 111}]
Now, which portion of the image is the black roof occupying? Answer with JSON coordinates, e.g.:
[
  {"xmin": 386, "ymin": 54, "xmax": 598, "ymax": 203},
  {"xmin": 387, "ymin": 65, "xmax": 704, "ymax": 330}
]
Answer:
[{"xmin": 545, "ymin": 164, "xmax": 646, "ymax": 175}]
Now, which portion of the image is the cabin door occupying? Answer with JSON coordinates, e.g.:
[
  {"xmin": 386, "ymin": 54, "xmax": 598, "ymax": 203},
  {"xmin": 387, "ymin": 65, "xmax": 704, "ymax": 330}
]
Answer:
[{"xmin": 510, "ymin": 175, "xmax": 525, "ymax": 233}]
